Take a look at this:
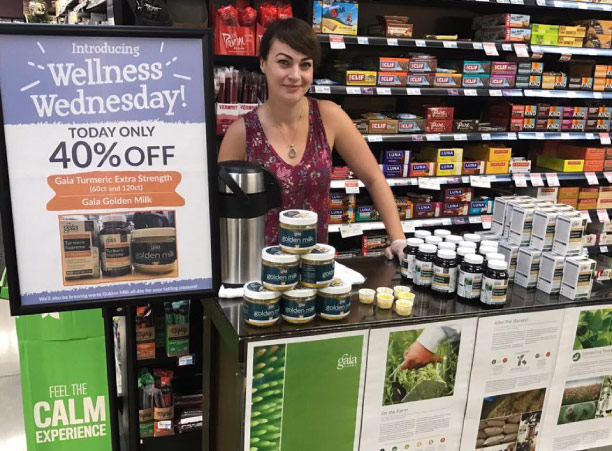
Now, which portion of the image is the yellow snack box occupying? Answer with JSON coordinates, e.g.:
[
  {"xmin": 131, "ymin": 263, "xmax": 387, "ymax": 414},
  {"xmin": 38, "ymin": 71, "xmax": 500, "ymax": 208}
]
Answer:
[
  {"xmin": 419, "ymin": 147, "xmax": 463, "ymax": 163},
  {"xmin": 485, "ymin": 160, "xmax": 510, "ymax": 174},
  {"xmin": 436, "ymin": 161, "xmax": 462, "ymax": 176},
  {"xmin": 536, "ymin": 155, "xmax": 584, "ymax": 172},
  {"xmin": 346, "ymin": 70, "xmax": 377, "ymax": 86},
  {"xmin": 465, "ymin": 145, "xmax": 512, "ymax": 162}
]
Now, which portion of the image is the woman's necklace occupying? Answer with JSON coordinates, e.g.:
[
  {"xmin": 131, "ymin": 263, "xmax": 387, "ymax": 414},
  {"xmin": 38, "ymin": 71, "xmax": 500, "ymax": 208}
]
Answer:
[{"xmin": 272, "ymin": 108, "xmax": 303, "ymax": 159}]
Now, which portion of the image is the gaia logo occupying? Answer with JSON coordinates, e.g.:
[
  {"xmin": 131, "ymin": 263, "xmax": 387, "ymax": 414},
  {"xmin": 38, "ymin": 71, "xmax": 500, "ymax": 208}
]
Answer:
[{"xmin": 337, "ymin": 353, "xmax": 358, "ymax": 370}]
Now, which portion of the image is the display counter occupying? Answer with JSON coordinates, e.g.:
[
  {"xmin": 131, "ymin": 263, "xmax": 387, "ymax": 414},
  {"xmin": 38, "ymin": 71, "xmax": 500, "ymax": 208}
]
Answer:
[{"xmin": 203, "ymin": 257, "xmax": 612, "ymax": 451}]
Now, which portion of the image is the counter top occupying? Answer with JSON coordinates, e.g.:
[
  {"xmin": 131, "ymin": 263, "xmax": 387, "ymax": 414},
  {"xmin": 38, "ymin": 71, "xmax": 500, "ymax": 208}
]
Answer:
[{"xmin": 207, "ymin": 257, "xmax": 612, "ymax": 360}]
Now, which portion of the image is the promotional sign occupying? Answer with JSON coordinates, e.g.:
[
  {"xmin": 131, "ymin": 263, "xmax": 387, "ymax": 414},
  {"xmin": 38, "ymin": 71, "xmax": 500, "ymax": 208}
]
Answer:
[
  {"xmin": 244, "ymin": 331, "xmax": 369, "ymax": 451},
  {"xmin": 16, "ymin": 309, "xmax": 112, "ymax": 450},
  {"xmin": 361, "ymin": 318, "xmax": 478, "ymax": 451},
  {"xmin": 540, "ymin": 304, "xmax": 612, "ymax": 450},
  {"xmin": 460, "ymin": 310, "xmax": 565, "ymax": 451},
  {"xmin": 0, "ymin": 26, "xmax": 218, "ymax": 313}
]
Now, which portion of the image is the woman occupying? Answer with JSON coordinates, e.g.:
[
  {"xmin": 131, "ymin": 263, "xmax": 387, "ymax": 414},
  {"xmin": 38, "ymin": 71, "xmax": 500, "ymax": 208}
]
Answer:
[{"xmin": 218, "ymin": 17, "xmax": 406, "ymax": 259}]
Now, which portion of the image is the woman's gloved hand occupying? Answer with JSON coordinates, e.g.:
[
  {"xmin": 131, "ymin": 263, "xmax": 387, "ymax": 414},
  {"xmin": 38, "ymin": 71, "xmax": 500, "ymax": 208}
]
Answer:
[{"xmin": 384, "ymin": 239, "xmax": 406, "ymax": 260}]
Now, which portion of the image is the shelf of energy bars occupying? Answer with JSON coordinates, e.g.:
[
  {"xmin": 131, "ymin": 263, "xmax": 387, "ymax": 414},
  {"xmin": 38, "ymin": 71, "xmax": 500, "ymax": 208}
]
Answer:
[
  {"xmin": 361, "ymin": 132, "xmax": 612, "ymax": 142},
  {"xmin": 328, "ymin": 214, "xmax": 493, "ymax": 234},
  {"xmin": 460, "ymin": 0, "xmax": 612, "ymax": 12}
]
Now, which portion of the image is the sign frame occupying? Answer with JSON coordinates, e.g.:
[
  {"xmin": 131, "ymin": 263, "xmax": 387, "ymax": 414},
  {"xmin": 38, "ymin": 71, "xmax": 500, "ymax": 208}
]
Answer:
[{"xmin": 0, "ymin": 24, "xmax": 220, "ymax": 315}]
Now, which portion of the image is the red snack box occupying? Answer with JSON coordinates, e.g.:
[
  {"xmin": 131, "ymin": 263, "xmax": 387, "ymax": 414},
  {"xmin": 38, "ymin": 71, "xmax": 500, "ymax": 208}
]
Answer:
[
  {"xmin": 605, "ymin": 160, "xmax": 612, "ymax": 170},
  {"xmin": 413, "ymin": 202, "xmax": 442, "ymax": 218},
  {"xmin": 444, "ymin": 187, "xmax": 474, "ymax": 202},
  {"xmin": 510, "ymin": 117, "xmax": 524, "ymax": 131},
  {"xmin": 561, "ymin": 119, "xmax": 586, "ymax": 131},
  {"xmin": 409, "ymin": 162, "xmax": 436, "ymax": 177},
  {"xmin": 378, "ymin": 72, "xmax": 408, "ymax": 86},
  {"xmin": 425, "ymin": 106, "xmax": 454, "ymax": 120},
  {"xmin": 584, "ymin": 159, "xmax": 605, "ymax": 172},
  {"xmin": 555, "ymin": 145, "xmax": 604, "ymax": 160},
  {"xmin": 491, "ymin": 61, "xmax": 518, "ymax": 75},
  {"xmin": 379, "ymin": 57, "xmax": 411, "ymax": 72},
  {"xmin": 442, "ymin": 202, "xmax": 469, "ymax": 216},
  {"xmin": 426, "ymin": 119, "xmax": 454, "ymax": 133}
]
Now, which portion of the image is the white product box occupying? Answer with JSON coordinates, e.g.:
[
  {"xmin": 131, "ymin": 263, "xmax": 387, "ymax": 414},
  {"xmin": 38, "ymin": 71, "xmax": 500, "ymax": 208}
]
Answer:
[
  {"xmin": 503, "ymin": 201, "xmax": 534, "ymax": 240},
  {"xmin": 537, "ymin": 252, "xmax": 565, "ymax": 294},
  {"xmin": 583, "ymin": 234, "xmax": 597, "ymax": 247},
  {"xmin": 560, "ymin": 257, "xmax": 596, "ymax": 300},
  {"xmin": 600, "ymin": 233, "xmax": 612, "ymax": 245},
  {"xmin": 508, "ymin": 205, "xmax": 536, "ymax": 246},
  {"xmin": 552, "ymin": 212, "xmax": 586, "ymax": 256},
  {"xmin": 530, "ymin": 208, "xmax": 559, "ymax": 251},
  {"xmin": 515, "ymin": 247, "xmax": 542, "ymax": 289},
  {"xmin": 537, "ymin": 187, "xmax": 558, "ymax": 201},
  {"xmin": 491, "ymin": 196, "xmax": 531, "ymax": 236},
  {"xmin": 498, "ymin": 241, "xmax": 520, "ymax": 281}
]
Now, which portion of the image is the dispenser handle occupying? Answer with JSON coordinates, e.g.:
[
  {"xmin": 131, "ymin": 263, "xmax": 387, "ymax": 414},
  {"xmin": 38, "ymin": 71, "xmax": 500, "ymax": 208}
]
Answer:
[
  {"xmin": 262, "ymin": 166, "xmax": 282, "ymax": 210},
  {"xmin": 218, "ymin": 166, "xmax": 251, "ymax": 205}
]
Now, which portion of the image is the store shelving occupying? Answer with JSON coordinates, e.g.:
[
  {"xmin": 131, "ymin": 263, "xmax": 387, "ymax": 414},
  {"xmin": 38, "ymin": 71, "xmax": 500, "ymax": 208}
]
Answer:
[
  {"xmin": 523, "ymin": 89, "xmax": 612, "ymax": 99},
  {"xmin": 329, "ymin": 214, "xmax": 492, "ymax": 233},
  {"xmin": 140, "ymin": 430, "xmax": 201, "ymax": 451},
  {"xmin": 362, "ymin": 132, "xmax": 518, "ymax": 142},
  {"xmin": 311, "ymin": 85, "xmax": 523, "ymax": 97},
  {"xmin": 459, "ymin": 0, "xmax": 612, "ymax": 11}
]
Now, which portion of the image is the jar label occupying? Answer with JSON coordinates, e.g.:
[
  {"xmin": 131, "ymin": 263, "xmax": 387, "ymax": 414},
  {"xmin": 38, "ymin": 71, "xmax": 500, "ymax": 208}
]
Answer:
[
  {"xmin": 100, "ymin": 234, "xmax": 131, "ymax": 270},
  {"xmin": 301, "ymin": 261, "xmax": 334, "ymax": 285},
  {"xmin": 457, "ymin": 271, "xmax": 482, "ymax": 299},
  {"xmin": 432, "ymin": 265, "xmax": 457, "ymax": 293},
  {"xmin": 282, "ymin": 298, "xmax": 316, "ymax": 319},
  {"xmin": 262, "ymin": 262, "xmax": 299, "ymax": 286},
  {"xmin": 317, "ymin": 295, "xmax": 351, "ymax": 316},
  {"xmin": 280, "ymin": 226, "xmax": 317, "ymax": 249},
  {"xmin": 413, "ymin": 261, "xmax": 433, "ymax": 286},
  {"xmin": 481, "ymin": 276, "xmax": 508, "ymax": 305},
  {"xmin": 406, "ymin": 254, "xmax": 417, "ymax": 279},
  {"xmin": 132, "ymin": 241, "xmax": 177, "ymax": 266},
  {"xmin": 243, "ymin": 300, "xmax": 280, "ymax": 324}
]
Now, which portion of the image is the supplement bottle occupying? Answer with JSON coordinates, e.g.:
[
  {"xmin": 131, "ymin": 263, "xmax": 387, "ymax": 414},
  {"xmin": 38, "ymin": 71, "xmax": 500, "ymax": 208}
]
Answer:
[
  {"xmin": 463, "ymin": 233, "xmax": 481, "ymax": 244},
  {"xmin": 456, "ymin": 246, "xmax": 476, "ymax": 266},
  {"xmin": 412, "ymin": 244, "xmax": 437, "ymax": 289},
  {"xmin": 99, "ymin": 214, "xmax": 131, "ymax": 277},
  {"xmin": 445, "ymin": 235, "xmax": 463, "ymax": 246},
  {"xmin": 425, "ymin": 235, "xmax": 443, "ymax": 247},
  {"xmin": 414, "ymin": 230, "xmax": 431, "ymax": 240},
  {"xmin": 433, "ymin": 229, "xmax": 451, "ymax": 239},
  {"xmin": 460, "ymin": 241, "xmax": 477, "ymax": 250},
  {"xmin": 457, "ymin": 254, "xmax": 484, "ymax": 303},
  {"xmin": 401, "ymin": 238, "xmax": 424, "ymax": 281},
  {"xmin": 480, "ymin": 260, "xmax": 509, "ymax": 308},
  {"xmin": 431, "ymin": 250, "xmax": 458, "ymax": 298},
  {"xmin": 438, "ymin": 242, "xmax": 456, "ymax": 252},
  {"xmin": 480, "ymin": 239, "xmax": 499, "ymax": 251}
]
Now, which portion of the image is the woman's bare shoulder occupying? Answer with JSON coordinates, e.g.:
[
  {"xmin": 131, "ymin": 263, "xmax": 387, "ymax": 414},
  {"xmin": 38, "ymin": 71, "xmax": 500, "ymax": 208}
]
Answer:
[{"xmin": 218, "ymin": 117, "xmax": 247, "ymax": 161}]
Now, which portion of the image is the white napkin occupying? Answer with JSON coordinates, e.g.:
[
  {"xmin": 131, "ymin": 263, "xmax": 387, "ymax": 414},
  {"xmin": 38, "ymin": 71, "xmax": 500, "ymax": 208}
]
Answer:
[{"xmin": 217, "ymin": 262, "xmax": 366, "ymax": 298}]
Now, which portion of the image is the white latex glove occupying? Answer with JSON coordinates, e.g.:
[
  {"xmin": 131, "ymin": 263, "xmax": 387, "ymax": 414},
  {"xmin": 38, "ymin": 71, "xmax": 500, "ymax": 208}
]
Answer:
[{"xmin": 385, "ymin": 239, "xmax": 406, "ymax": 260}]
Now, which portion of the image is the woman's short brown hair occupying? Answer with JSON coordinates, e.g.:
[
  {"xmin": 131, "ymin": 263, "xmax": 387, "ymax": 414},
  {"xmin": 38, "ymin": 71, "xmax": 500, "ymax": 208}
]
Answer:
[{"xmin": 259, "ymin": 17, "xmax": 321, "ymax": 67}]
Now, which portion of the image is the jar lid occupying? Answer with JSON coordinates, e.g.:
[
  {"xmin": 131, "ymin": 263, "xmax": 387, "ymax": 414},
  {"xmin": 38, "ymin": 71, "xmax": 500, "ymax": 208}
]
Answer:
[
  {"xmin": 418, "ymin": 243, "xmax": 437, "ymax": 253},
  {"xmin": 479, "ymin": 246, "xmax": 497, "ymax": 256},
  {"xmin": 457, "ymin": 247, "xmax": 476, "ymax": 257},
  {"xmin": 486, "ymin": 252, "xmax": 505, "ymax": 262},
  {"xmin": 463, "ymin": 233, "xmax": 481, "ymax": 243},
  {"xmin": 433, "ymin": 229, "xmax": 451, "ymax": 238},
  {"xmin": 414, "ymin": 230, "xmax": 431, "ymax": 239},
  {"xmin": 488, "ymin": 259, "xmax": 507, "ymax": 271},
  {"xmin": 445, "ymin": 235, "xmax": 463, "ymax": 244},
  {"xmin": 480, "ymin": 240, "xmax": 498, "ymax": 248},
  {"xmin": 406, "ymin": 238, "xmax": 424, "ymax": 247},
  {"xmin": 243, "ymin": 281, "xmax": 281, "ymax": 300},
  {"xmin": 301, "ymin": 244, "xmax": 335, "ymax": 262},
  {"xmin": 438, "ymin": 242, "xmax": 456, "ymax": 251},
  {"xmin": 460, "ymin": 241, "xmax": 477, "ymax": 250},
  {"xmin": 100, "ymin": 214, "xmax": 127, "ymax": 223},
  {"xmin": 279, "ymin": 209, "xmax": 318, "ymax": 226},
  {"xmin": 465, "ymin": 254, "xmax": 484, "ymax": 265},
  {"xmin": 262, "ymin": 246, "xmax": 300, "ymax": 264},
  {"xmin": 425, "ymin": 236, "xmax": 443, "ymax": 245},
  {"xmin": 437, "ymin": 249, "xmax": 456, "ymax": 260},
  {"xmin": 283, "ymin": 287, "xmax": 317, "ymax": 298},
  {"xmin": 132, "ymin": 227, "xmax": 176, "ymax": 238},
  {"xmin": 318, "ymin": 278, "xmax": 351, "ymax": 295}
]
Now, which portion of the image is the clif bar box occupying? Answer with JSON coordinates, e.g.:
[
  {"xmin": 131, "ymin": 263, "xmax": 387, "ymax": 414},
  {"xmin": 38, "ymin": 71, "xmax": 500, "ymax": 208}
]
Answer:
[
  {"xmin": 490, "ymin": 74, "xmax": 516, "ymax": 88},
  {"xmin": 346, "ymin": 71, "xmax": 377, "ymax": 86},
  {"xmin": 434, "ymin": 74, "xmax": 462, "ymax": 88},
  {"xmin": 406, "ymin": 73, "xmax": 435, "ymax": 87},
  {"xmin": 409, "ymin": 57, "xmax": 437, "ymax": 73},
  {"xmin": 463, "ymin": 74, "xmax": 490, "ymax": 88},
  {"xmin": 379, "ymin": 57, "xmax": 410, "ymax": 72},
  {"xmin": 491, "ymin": 61, "xmax": 518, "ymax": 75},
  {"xmin": 378, "ymin": 72, "xmax": 407, "ymax": 86},
  {"xmin": 463, "ymin": 61, "xmax": 491, "ymax": 74}
]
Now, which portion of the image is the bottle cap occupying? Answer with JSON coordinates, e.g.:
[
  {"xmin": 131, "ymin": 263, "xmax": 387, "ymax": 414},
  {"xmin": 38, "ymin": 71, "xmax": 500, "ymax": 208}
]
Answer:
[
  {"xmin": 486, "ymin": 252, "xmax": 505, "ymax": 262},
  {"xmin": 460, "ymin": 241, "xmax": 477, "ymax": 250},
  {"xmin": 457, "ymin": 247, "xmax": 476, "ymax": 257},
  {"xmin": 465, "ymin": 254, "xmax": 484, "ymax": 265},
  {"xmin": 437, "ymin": 249, "xmax": 456, "ymax": 260},
  {"xmin": 445, "ymin": 235, "xmax": 463, "ymax": 244},
  {"xmin": 414, "ymin": 230, "xmax": 431, "ymax": 239},
  {"xmin": 407, "ymin": 238, "xmax": 425, "ymax": 247},
  {"xmin": 488, "ymin": 260, "xmax": 507, "ymax": 271},
  {"xmin": 438, "ymin": 242, "xmax": 456, "ymax": 251},
  {"xmin": 479, "ymin": 245, "xmax": 497, "ymax": 256},
  {"xmin": 425, "ymin": 236, "xmax": 443, "ymax": 245},
  {"xmin": 433, "ymin": 229, "xmax": 451, "ymax": 238},
  {"xmin": 418, "ymin": 243, "xmax": 437, "ymax": 253},
  {"xmin": 463, "ymin": 233, "xmax": 481, "ymax": 243},
  {"xmin": 480, "ymin": 240, "xmax": 499, "ymax": 249}
]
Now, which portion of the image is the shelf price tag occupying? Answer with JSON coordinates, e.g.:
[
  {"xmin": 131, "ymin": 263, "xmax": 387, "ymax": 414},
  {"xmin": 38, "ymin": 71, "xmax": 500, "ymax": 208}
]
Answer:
[
  {"xmin": 453, "ymin": 134, "xmax": 468, "ymax": 141},
  {"xmin": 489, "ymin": 89, "xmax": 503, "ymax": 97},
  {"xmin": 483, "ymin": 42, "xmax": 499, "ymax": 56},
  {"xmin": 345, "ymin": 180, "xmax": 360, "ymax": 194},
  {"xmin": 546, "ymin": 173, "xmax": 560, "ymax": 187},
  {"xmin": 604, "ymin": 4, "xmax": 612, "ymax": 10},
  {"xmin": 418, "ymin": 177, "xmax": 440, "ymax": 190},
  {"xmin": 426, "ymin": 134, "xmax": 441, "ymax": 141},
  {"xmin": 415, "ymin": 39, "xmax": 427, "ymax": 47},
  {"xmin": 598, "ymin": 209, "xmax": 611, "ymax": 223},
  {"xmin": 357, "ymin": 36, "xmax": 369, "ymax": 45},
  {"xmin": 367, "ymin": 135, "xmax": 383, "ymax": 142},
  {"xmin": 502, "ymin": 43, "xmax": 513, "ymax": 52},
  {"xmin": 600, "ymin": 132, "xmax": 611, "ymax": 145},
  {"xmin": 514, "ymin": 44, "xmax": 530, "ymax": 58},
  {"xmin": 402, "ymin": 222, "xmax": 416, "ymax": 234},
  {"xmin": 178, "ymin": 355, "xmax": 194, "ymax": 366},
  {"xmin": 468, "ymin": 216, "xmax": 481, "ymax": 224},
  {"xmin": 481, "ymin": 133, "xmax": 492, "ymax": 141},
  {"xmin": 601, "ymin": 246, "xmax": 610, "ymax": 254},
  {"xmin": 464, "ymin": 89, "xmax": 478, "ymax": 97},
  {"xmin": 530, "ymin": 173, "xmax": 544, "ymax": 187},
  {"xmin": 531, "ymin": 52, "xmax": 544, "ymax": 60},
  {"xmin": 443, "ymin": 41, "xmax": 458, "ymax": 49},
  {"xmin": 513, "ymin": 174, "xmax": 528, "ymax": 187},
  {"xmin": 453, "ymin": 217, "xmax": 468, "ymax": 225},
  {"xmin": 536, "ymin": 0, "xmax": 546, "ymax": 5},
  {"xmin": 470, "ymin": 175, "xmax": 491, "ymax": 188},
  {"xmin": 406, "ymin": 88, "xmax": 421, "ymax": 95},
  {"xmin": 387, "ymin": 38, "xmax": 399, "ymax": 46},
  {"xmin": 314, "ymin": 86, "xmax": 331, "ymax": 94},
  {"xmin": 586, "ymin": 172, "xmax": 599, "ymax": 185},
  {"xmin": 340, "ymin": 223, "xmax": 363, "ymax": 238},
  {"xmin": 472, "ymin": 42, "xmax": 483, "ymax": 50},
  {"xmin": 559, "ymin": 54, "xmax": 572, "ymax": 62},
  {"xmin": 561, "ymin": 132, "xmax": 572, "ymax": 139},
  {"xmin": 605, "ymin": 172, "xmax": 612, "ymax": 183},
  {"xmin": 346, "ymin": 86, "xmax": 361, "ymax": 95},
  {"xmin": 511, "ymin": 0, "xmax": 524, "ymax": 4},
  {"xmin": 329, "ymin": 35, "xmax": 346, "ymax": 49},
  {"xmin": 586, "ymin": 133, "xmax": 597, "ymax": 140},
  {"xmin": 580, "ymin": 210, "xmax": 593, "ymax": 224},
  {"xmin": 481, "ymin": 216, "xmax": 493, "ymax": 230},
  {"xmin": 376, "ymin": 87, "xmax": 392, "ymax": 95},
  {"xmin": 535, "ymin": 132, "xmax": 546, "ymax": 140}
]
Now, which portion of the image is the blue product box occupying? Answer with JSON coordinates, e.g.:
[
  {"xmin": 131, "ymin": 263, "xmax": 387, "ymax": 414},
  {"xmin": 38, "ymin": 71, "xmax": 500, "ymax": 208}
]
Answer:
[
  {"xmin": 382, "ymin": 150, "xmax": 411, "ymax": 165},
  {"xmin": 379, "ymin": 164, "xmax": 409, "ymax": 178},
  {"xmin": 469, "ymin": 200, "xmax": 493, "ymax": 215},
  {"xmin": 462, "ymin": 74, "xmax": 490, "ymax": 88}
]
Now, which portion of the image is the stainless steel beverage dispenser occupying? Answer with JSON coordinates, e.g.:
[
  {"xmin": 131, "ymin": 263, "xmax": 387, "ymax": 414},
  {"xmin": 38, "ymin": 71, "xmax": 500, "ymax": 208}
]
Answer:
[{"xmin": 218, "ymin": 161, "xmax": 281, "ymax": 286}]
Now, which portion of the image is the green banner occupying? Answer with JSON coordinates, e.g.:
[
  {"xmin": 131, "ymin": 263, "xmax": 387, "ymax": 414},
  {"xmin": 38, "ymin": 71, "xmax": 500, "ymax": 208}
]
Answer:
[
  {"xmin": 247, "ymin": 331, "xmax": 367, "ymax": 451},
  {"xmin": 16, "ymin": 309, "xmax": 112, "ymax": 450}
]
